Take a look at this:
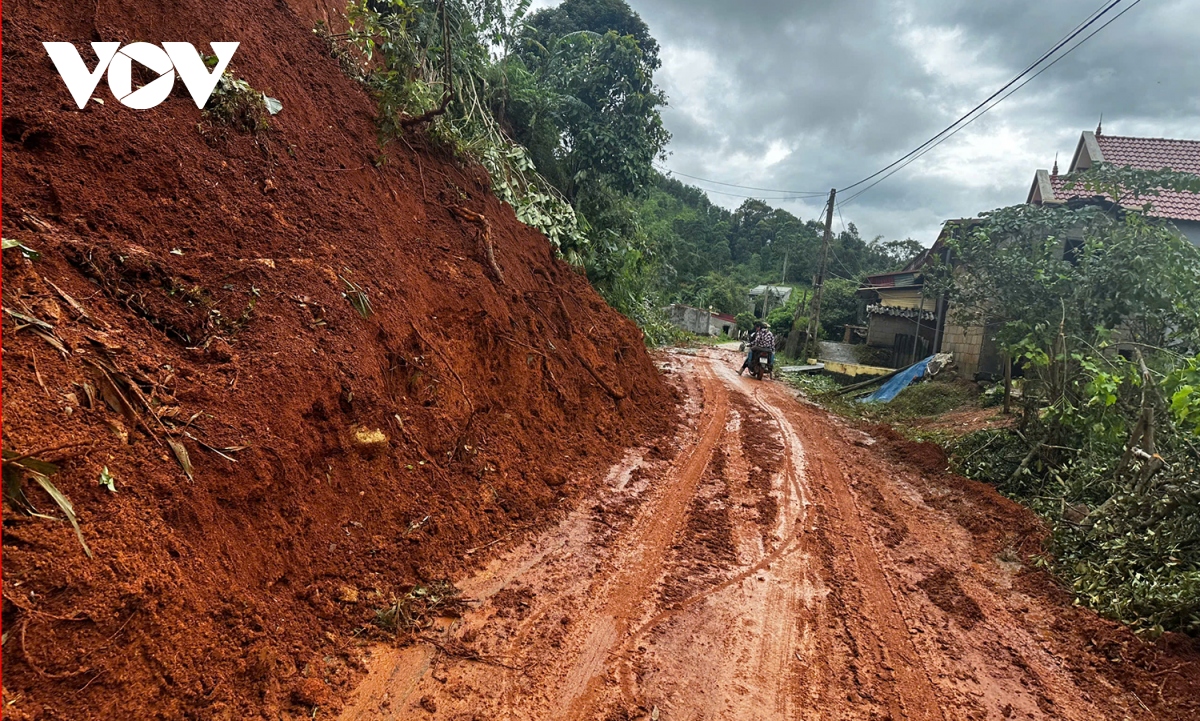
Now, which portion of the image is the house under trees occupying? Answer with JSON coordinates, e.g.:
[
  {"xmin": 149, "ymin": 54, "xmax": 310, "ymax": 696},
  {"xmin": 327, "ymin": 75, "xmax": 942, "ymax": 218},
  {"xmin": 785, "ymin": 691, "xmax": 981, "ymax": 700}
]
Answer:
[{"xmin": 858, "ymin": 126, "xmax": 1200, "ymax": 377}]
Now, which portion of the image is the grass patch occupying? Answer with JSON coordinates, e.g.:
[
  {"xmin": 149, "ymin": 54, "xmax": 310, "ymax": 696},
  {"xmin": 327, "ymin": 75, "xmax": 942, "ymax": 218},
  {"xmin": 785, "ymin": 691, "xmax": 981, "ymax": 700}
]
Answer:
[
  {"xmin": 859, "ymin": 381, "xmax": 980, "ymax": 422},
  {"xmin": 783, "ymin": 374, "xmax": 982, "ymax": 427}
]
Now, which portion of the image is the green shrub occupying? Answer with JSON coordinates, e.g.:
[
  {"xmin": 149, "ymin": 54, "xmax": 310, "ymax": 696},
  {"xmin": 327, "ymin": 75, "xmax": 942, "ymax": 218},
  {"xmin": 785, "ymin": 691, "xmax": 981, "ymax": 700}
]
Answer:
[{"xmin": 203, "ymin": 74, "xmax": 279, "ymax": 134}]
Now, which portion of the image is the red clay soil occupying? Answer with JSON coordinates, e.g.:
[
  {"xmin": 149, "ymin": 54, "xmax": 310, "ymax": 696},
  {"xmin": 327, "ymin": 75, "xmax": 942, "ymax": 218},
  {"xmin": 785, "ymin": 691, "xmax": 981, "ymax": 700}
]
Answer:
[
  {"xmin": 332, "ymin": 351, "xmax": 1200, "ymax": 720},
  {"xmin": 0, "ymin": 1, "xmax": 675, "ymax": 718}
]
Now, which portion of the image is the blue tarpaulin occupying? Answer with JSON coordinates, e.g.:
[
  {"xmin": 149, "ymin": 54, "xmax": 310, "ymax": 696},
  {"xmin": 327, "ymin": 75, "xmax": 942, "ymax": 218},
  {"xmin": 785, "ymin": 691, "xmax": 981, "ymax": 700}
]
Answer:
[{"xmin": 859, "ymin": 356, "xmax": 934, "ymax": 403}]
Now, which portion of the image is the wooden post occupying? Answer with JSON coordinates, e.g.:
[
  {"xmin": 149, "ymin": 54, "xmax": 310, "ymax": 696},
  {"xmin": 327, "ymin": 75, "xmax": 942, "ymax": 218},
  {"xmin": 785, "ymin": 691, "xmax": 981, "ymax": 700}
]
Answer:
[{"xmin": 801, "ymin": 188, "xmax": 837, "ymax": 361}]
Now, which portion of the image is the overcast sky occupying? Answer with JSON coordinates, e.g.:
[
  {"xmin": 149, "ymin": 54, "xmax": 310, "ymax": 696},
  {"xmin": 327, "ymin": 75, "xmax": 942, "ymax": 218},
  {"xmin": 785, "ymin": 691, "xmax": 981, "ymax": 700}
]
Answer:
[{"xmin": 531, "ymin": 0, "xmax": 1200, "ymax": 244}]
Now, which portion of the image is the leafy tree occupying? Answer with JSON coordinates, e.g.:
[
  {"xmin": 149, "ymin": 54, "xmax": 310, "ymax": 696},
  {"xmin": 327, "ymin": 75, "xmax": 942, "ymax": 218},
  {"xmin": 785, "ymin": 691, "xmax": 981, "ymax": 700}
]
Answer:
[
  {"xmin": 935, "ymin": 165, "xmax": 1200, "ymax": 635},
  {"xmin": 540, "ymin": 30, "xmax": 669, "ymax": 201},
  {"xmin": 867, "ymin": 237, "xmax": 925, "ymax": 270},
  {"xmin": 817, "ymin": 278, "xmax": 861, "ymax": 339},
  {"xmin": 523, "ymin": 0, "xmax": 660, "ymax": 72}
]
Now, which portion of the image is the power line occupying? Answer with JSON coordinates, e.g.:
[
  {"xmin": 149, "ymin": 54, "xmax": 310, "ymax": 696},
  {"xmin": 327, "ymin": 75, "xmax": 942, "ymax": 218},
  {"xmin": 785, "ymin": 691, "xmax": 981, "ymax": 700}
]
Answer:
[
  {"xmin": 836, "ymin": 0, "xmax": 1123, "ymax": 195},
  {"xmin": 826, "ymin": 202, "xmax": 863, "ymax": 279},
  {"xmin": 662, "ymin": 183, "xmax": 830, "ymax": 202},
  {"xmin": 654, "ymin": 163, "xmax": 827, "ymax": 197},
  {"xmin": 655, "ymin": 0, "xmax": 1139, "ymax": 216},
  {"xmin": 839, "ymin": 0, "xmax": 1144, "ymax": 208}
]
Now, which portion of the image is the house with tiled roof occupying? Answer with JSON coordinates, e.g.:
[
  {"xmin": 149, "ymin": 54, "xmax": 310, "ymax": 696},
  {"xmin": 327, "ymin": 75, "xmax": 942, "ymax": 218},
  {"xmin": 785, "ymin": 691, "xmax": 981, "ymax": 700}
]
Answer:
[{"xmin": 1027, "ymin": 128, "xmax": 1200, "ymax": 245}]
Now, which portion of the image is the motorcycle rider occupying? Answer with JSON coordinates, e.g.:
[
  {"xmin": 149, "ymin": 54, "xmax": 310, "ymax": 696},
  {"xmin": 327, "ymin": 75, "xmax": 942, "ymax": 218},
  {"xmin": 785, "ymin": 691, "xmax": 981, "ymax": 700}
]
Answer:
[{"xmin": 739, "ymin": 321, "xmax": 775, "ymax": 376}]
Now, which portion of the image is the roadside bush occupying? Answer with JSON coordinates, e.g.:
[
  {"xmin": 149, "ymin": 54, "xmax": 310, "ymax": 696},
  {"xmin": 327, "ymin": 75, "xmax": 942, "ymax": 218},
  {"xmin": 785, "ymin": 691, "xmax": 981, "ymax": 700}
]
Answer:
[{"xmin": 931, "ymin": 170, "xmax": 1200, "ymax": 635}]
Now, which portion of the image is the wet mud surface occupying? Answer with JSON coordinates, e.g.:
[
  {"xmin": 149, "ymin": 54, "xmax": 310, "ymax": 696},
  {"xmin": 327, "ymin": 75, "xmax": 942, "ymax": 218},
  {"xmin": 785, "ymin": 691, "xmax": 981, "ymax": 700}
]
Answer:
[{"xmin": 335, "ymin": 349, "xmax": 1200, "ymax": 720}]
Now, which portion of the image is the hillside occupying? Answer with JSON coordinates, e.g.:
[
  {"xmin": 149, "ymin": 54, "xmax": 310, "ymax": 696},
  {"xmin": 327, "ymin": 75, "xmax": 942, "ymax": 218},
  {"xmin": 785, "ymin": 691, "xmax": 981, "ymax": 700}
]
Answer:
[{"xmin": 0, "ymin": 1, "xmax": 676, "ymax": 718}]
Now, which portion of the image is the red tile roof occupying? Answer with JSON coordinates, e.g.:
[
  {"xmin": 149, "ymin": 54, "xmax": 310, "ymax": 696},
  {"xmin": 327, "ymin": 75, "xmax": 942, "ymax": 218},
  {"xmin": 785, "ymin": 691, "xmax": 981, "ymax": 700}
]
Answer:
[
  {"xmin": 1096, "ymin": 134, "xmax": 1200, "ymax": 175},
  {"xmin": 1048, "ymin": 134, "xmax": 1200, "ymax": 221},
  {"xmin": 1048, "ymin": 174, "xmax": 1200, "ymax": 222}
]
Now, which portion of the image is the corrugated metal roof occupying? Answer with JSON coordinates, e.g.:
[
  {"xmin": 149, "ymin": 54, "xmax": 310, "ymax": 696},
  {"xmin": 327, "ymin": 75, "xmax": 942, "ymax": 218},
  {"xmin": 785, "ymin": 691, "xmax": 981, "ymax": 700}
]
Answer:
[
  {"xmin": 863, "ymin": 271, "xmax": 922, "ymax": 289},
  {"xmin": 748, "ymin": 285, "xmax": 791, "ymax": 296}
]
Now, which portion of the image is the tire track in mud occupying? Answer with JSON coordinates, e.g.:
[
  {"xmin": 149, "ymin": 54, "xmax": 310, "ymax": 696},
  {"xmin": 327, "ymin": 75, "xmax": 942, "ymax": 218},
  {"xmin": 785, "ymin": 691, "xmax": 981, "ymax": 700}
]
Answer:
[
  {"xmin": 610, "ymin": 361, "xmax": 814, "ymax": 717},
  {"xmin": 770, "ymin": 385, "xmax": 947, "ymax": 721},
  {"xmin": 338, "ymin": 349, "xmax": 1193, "ymax": 721},
  {"xmin": 555, "ymin": 359, "xmax": 731, "ymax": 717}
]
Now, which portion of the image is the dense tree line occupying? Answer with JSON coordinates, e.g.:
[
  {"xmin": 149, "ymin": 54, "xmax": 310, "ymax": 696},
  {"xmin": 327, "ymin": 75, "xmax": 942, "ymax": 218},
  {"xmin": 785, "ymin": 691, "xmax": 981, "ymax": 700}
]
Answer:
[
  {"xmin": 338, "ymin": 0, "xmax": 914, "ymax": 341},
  {"xmin": 638, "ymin": 173, "xmax": 922, "ymax": 334}
]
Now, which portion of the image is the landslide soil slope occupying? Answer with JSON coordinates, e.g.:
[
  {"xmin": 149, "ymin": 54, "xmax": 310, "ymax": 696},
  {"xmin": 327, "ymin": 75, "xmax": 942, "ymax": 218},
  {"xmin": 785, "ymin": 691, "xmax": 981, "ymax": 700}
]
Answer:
[
  {"xmin": 1, "ymin": 1, "xmax": 674, "ymax": 718},
  {"xmin": 337, "ymin": 350, "xmax": 1200, "ymax": 721}
]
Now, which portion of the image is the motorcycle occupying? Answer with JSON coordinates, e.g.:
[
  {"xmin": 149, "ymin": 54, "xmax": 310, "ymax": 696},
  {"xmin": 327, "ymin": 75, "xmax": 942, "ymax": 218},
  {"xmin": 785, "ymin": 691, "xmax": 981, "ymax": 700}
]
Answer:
[{"xmin": 748, "ymin": 346, "xmax": 772, "ymax": 380}]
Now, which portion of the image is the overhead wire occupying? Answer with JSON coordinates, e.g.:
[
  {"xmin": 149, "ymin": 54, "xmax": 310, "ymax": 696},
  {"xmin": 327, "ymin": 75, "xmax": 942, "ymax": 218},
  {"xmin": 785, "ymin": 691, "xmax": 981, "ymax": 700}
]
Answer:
[
  {"xmin": 652, "ymin": 163, "xmax": 827, "ymax": 197},
  {"xmin": 683, "ymin": 185, "xmax": 833, "ymax": 202},
  {"xmin": 838, "ymin": 0, "xmax": 1144, "ymax": 208},
  {"xmin": 827, "ymin": 202, "xmax": 861, "ymax": 279},
  {"xmin": 655, "ymin": 0, "xmax": 1127, "ymax": 204},
  {"xmin": 651, "ymin": 0, "xmax": 1140, "ymax": 219},
  {"xmin": 836, "ymin": 0, "xmax": 1124, "ymax": 195}
]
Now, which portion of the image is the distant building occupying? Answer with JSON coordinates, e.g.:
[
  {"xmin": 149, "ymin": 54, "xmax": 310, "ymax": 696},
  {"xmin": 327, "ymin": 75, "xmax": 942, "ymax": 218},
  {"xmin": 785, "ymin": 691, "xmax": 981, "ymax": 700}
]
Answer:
[
  {"xmin": 858, "ymin": 268, "xmax": 937, "ymax": 368},
  {"xmin": 667, "ymin": 304, "xmax": 738, "ymax": 337},
  {"xmin": 748, "ymin": 285, "xmax": 792, "ymax": 317},
  {"xmin": 1027, "ymin": 128, "xmax": 1200, "ymax": 245},
  {"xmin": 859, "ymin": 128, "xmax": 1200, "ymax": 378}
]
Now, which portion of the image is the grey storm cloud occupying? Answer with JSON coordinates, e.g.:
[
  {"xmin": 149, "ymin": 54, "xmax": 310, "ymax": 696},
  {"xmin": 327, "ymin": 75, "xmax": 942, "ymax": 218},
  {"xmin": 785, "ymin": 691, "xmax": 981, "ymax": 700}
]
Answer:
[{"xmin": 533, "ymin": 0, "xmax": 1200, "ymax": 244}]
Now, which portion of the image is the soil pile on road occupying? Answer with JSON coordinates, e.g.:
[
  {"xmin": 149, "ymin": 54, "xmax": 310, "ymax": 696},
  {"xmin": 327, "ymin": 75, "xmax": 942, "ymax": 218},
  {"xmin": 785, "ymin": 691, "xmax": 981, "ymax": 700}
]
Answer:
[{"xmin": 1, "ymin": 2, "xmax": 675, "ymax": 718}]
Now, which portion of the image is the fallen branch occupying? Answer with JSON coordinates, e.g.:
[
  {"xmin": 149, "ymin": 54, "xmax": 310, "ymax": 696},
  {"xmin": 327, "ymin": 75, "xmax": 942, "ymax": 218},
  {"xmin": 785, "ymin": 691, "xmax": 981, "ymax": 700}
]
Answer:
[
  {"xmin": 449, "ymin": 205, "xmax": 504, "ymax": 284},
  {"xmin": 1008, "ymin": 442, "xmax": 1043, "ymax": 487},
  {"xmin": 579, "ymin": 357, "xmax": 626, "ymax": 401},
  {"xmin": 45, "ymin": 278, "xmax": 103, "ymax": 329},
  {"xmin": 2, "ymin": 441, "xmax": 95, "ymax": 467},
  {"xmin": 833, "ymin": 365, "xmax": 908, "ymax": 397},
  {"xmin": 417, "ymin": 635, "xmax": 522, "ymax": 671},
  {"xmin": 20, "ymin": 620, "xmax": 92, "ymax": 680}
]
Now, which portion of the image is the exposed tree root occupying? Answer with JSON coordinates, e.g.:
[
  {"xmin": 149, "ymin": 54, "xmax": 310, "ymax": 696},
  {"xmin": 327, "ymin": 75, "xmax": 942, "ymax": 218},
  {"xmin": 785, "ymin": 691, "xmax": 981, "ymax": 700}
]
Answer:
[
  {"xmin": 449, "ymin": 205, "xmax": 504, "ymax": 284},
  {"xmin": 579, "ymin": 356, "xmax": 627, "ymax": 401}
]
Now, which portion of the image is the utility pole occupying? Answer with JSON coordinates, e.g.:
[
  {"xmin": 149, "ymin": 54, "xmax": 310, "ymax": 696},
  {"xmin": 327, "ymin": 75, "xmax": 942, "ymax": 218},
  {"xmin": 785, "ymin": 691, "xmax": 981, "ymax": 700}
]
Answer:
[
  {"xmin": 795, "ymin": 188, "xmax": 836, "ymax": 361},
  {"xmin": 781, "ymin": 248, "xmax": 789, "ymax": 286}
]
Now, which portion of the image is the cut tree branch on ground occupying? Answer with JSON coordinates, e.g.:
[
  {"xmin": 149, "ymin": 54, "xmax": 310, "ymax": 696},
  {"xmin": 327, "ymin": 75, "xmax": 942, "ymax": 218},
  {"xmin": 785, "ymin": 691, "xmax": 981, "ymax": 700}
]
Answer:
[
  {"xmin": 1008, "ymin": 442, "xmax": 1043, "ymax": 488},
  {"xmin": 417, "ymin": 636, "xmax": 523, "ymax": 671}
]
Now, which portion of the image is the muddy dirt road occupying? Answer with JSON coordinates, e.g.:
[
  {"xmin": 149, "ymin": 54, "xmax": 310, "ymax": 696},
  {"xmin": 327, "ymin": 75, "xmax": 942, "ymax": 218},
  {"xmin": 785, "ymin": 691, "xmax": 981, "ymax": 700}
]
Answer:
[{"xmin": 337, "ymin": 350, "xmax": 1198, "ymax": 720}]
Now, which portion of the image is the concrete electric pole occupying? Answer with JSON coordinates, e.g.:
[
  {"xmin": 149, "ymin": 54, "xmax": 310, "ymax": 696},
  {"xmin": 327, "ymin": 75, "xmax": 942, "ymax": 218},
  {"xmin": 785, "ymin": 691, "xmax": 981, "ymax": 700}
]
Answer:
[{"xmin": 791, "ymin": 188, "xmax": 836, "ymax": 361}]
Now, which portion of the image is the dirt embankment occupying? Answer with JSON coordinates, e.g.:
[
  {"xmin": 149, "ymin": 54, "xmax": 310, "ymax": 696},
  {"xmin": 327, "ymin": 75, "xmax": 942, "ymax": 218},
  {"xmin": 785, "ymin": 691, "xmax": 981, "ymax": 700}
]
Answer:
[{"xmin": 0, "ymin": 1, "xmax": 675, "ymax": 718}]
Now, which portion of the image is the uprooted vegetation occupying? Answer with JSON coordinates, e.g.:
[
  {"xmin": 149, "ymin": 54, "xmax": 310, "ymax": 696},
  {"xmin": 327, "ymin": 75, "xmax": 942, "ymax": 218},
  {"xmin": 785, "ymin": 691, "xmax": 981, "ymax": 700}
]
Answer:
[
  {"xmin": 373, "ymin": 580, "xmax": 468, "ymax": 636},
  {"xmin": 788, "ymin": 373, "xmax": 983, "ymax": 427},
  {"xmin": 202, "ymin": 74, "xmax": 279, "ymax": 134},
  {"xmin": 786, "ymin": 167, "xmax": 1200, "ymax": 637}
]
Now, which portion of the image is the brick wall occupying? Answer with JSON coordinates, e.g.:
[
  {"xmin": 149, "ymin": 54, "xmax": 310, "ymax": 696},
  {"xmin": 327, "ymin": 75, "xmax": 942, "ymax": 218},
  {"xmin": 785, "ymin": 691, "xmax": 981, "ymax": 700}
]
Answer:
[{"xmin": 941, "ymin": 320, "xmax": 984, "ymax": 378}]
